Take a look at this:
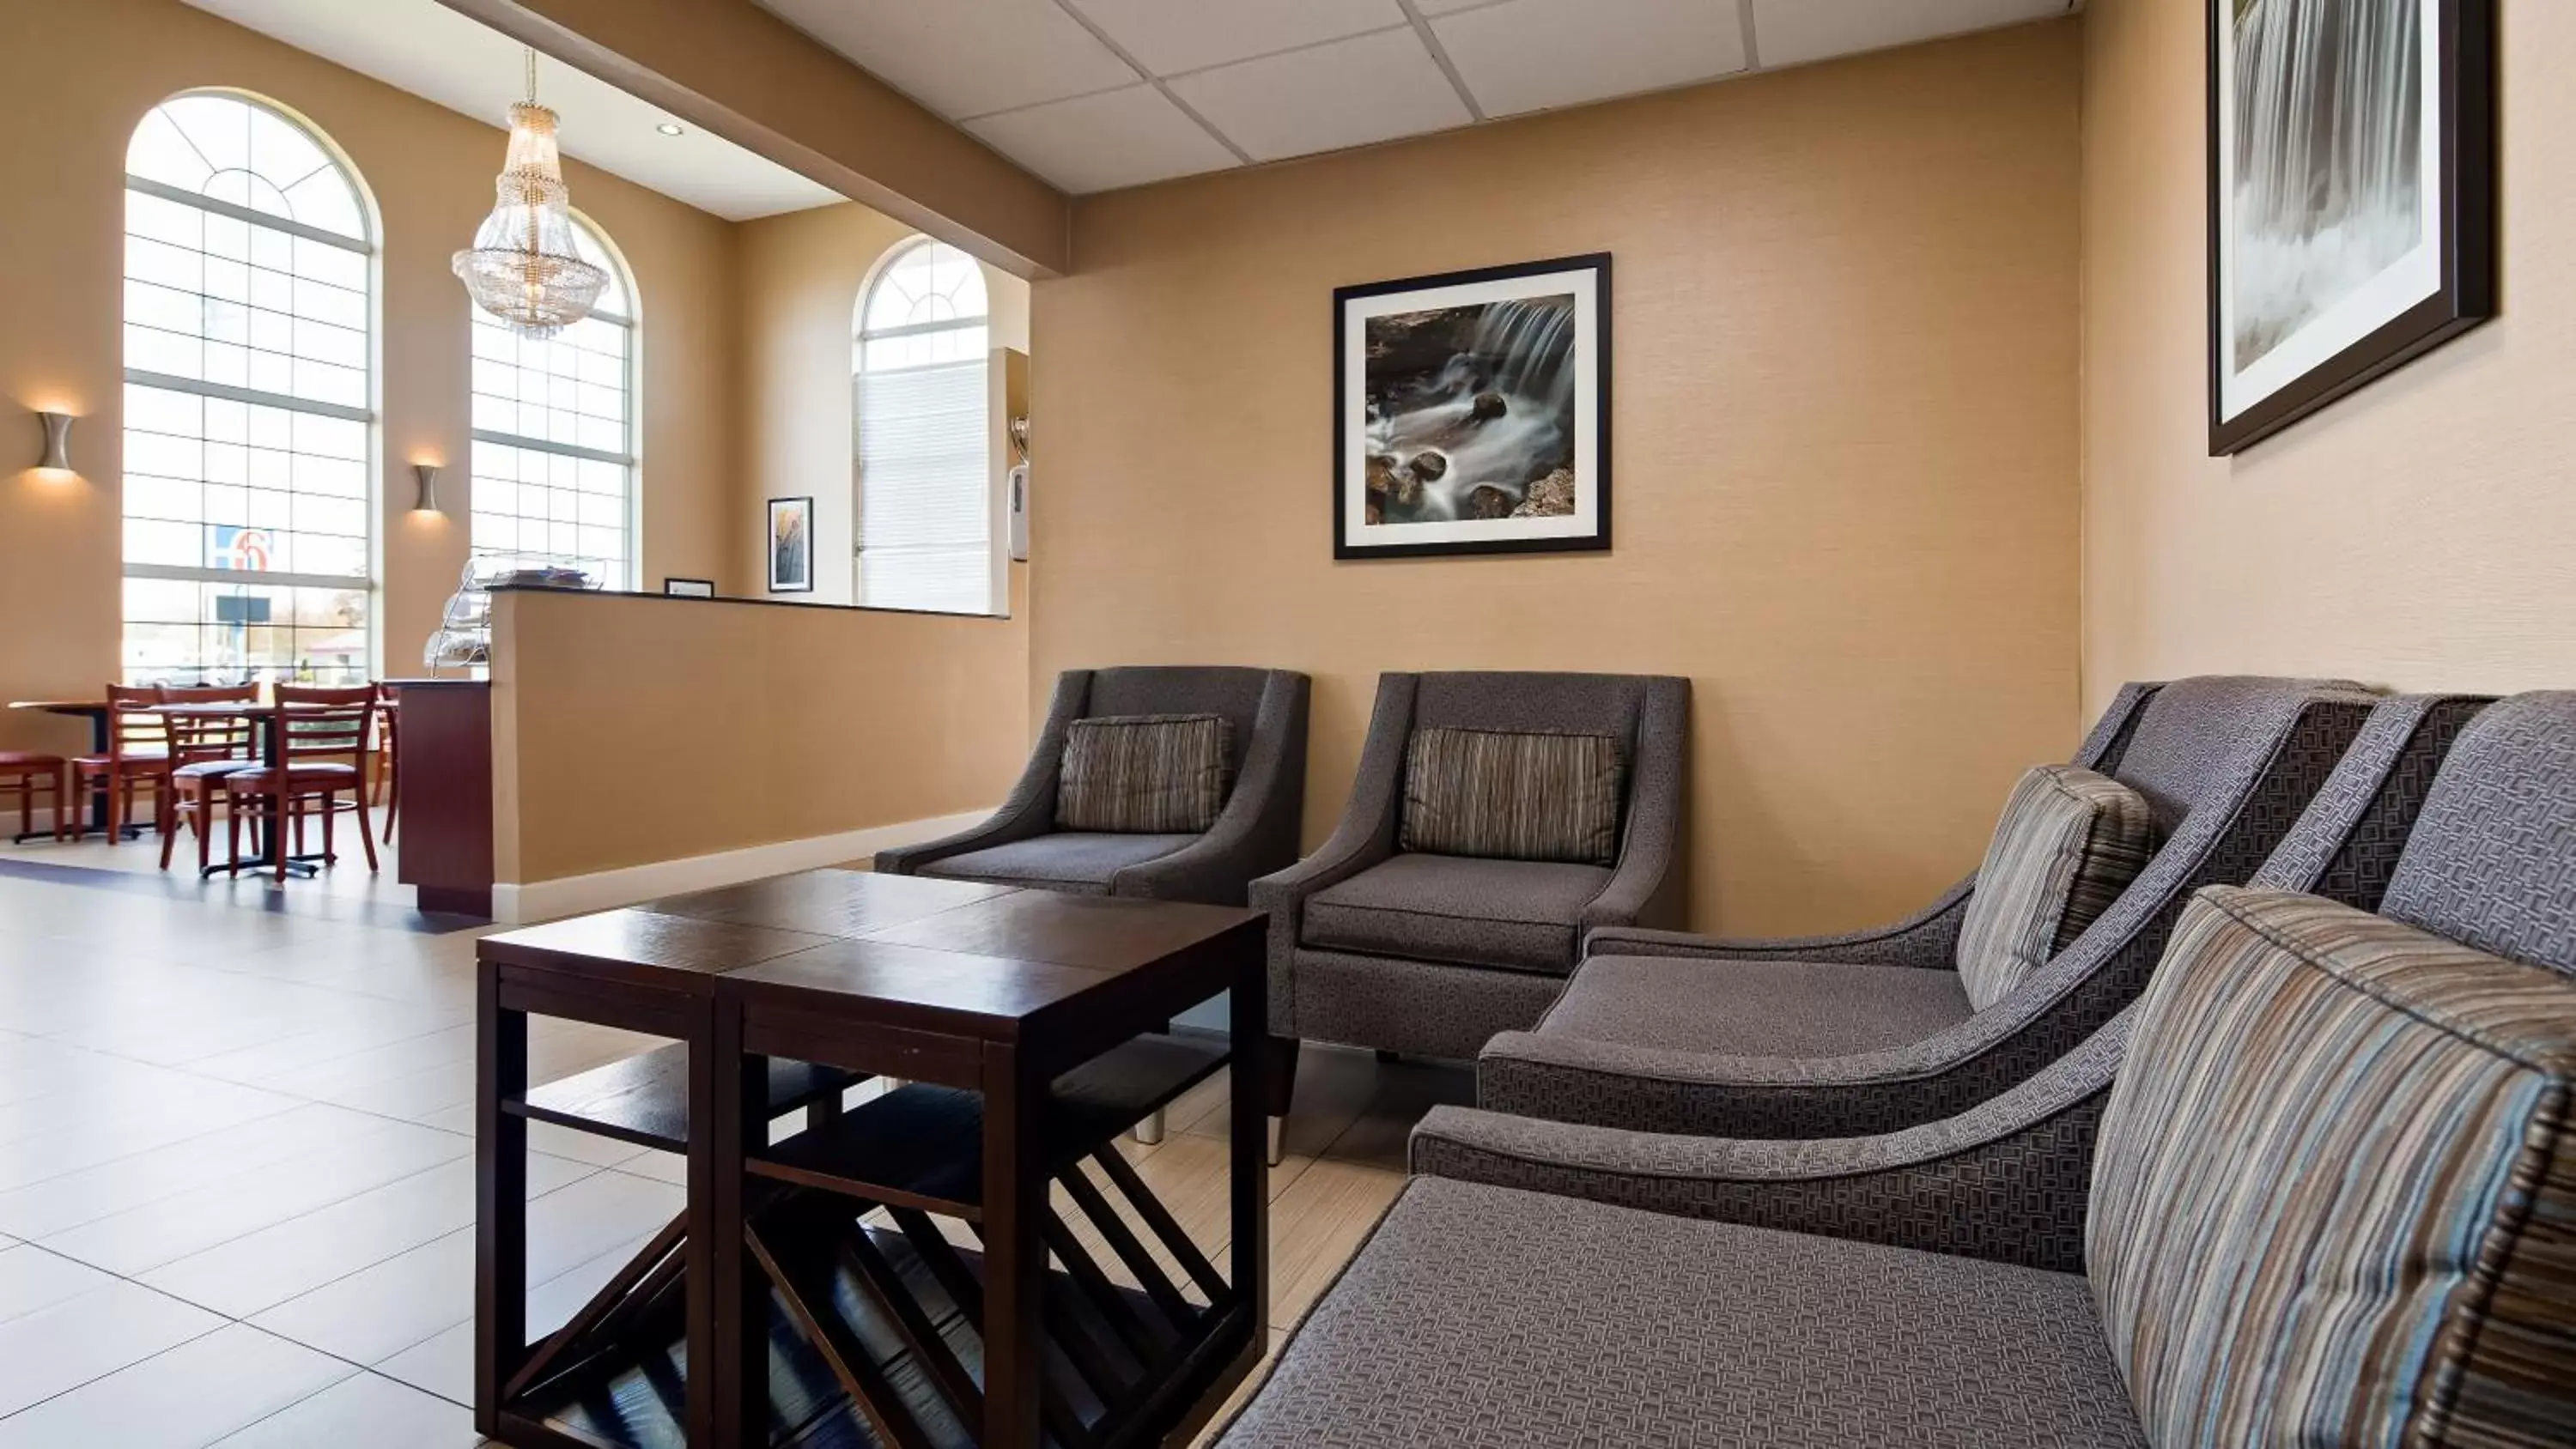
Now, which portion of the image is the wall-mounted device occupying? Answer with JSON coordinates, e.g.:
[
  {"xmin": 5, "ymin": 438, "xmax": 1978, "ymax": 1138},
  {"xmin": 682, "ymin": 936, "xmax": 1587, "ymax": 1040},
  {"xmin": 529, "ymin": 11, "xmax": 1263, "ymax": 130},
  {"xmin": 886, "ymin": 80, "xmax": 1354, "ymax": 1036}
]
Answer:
[{"xmin": 1005, "ymin": 414, "xmax": 1030, "ymax": 562}]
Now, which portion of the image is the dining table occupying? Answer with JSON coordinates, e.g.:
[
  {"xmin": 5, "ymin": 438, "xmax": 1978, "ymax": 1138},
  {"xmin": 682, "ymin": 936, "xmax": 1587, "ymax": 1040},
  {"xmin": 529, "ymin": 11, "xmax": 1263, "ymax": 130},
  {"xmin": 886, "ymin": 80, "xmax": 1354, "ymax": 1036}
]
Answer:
[
  {"xmin": 152, "ymin": 700, "xmax": 339, "ymax": 879},
  {"xmin": 5, "ymin": 699, "xmax": 120, "ymax": 838}
]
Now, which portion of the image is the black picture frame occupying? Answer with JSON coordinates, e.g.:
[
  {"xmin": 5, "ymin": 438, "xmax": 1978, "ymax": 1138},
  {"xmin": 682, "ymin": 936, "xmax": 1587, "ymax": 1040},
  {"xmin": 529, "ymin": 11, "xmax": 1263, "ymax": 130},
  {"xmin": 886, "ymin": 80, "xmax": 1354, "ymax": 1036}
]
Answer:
[
  {"xmin": 767, "ymin": 496, "xmax": 814, "ymax": 594},
  {"xmin": 2207, "ymin": 0, "xmax": 2494, "ymax": 456},
  {"xmin": 1333, "ymin": 252, "xmax": 1612, "ymax": 560},
  {"xmin": 662, "ymin": 577, "xmax": 715, "ymax": 598}
]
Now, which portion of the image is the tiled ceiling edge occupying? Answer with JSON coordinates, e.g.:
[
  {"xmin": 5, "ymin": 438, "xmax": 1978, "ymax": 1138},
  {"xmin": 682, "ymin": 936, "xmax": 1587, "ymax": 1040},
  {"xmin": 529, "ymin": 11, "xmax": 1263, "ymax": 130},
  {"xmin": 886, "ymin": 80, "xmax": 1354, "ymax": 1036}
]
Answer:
[{"xmin": 1042, "ymin": 0, "xmax": 1255, "ymax": 164}]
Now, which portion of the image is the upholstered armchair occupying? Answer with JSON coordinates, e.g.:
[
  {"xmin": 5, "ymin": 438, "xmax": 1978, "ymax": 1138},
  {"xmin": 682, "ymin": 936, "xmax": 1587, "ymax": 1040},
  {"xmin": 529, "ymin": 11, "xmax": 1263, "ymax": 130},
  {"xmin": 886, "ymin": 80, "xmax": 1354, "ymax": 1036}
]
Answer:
[
  {"xmin": 1215, "ymin": 693, "xmax": 2573, "ymax": 1449},
  {"xmin": 1477, "ymin": 676, "xmax": 2385, "ymax": 1141},
  {"xmin": 1250, "ymin": 670, "xmax": 1689, "ymax": 1159},
  {"xmin": 875, "ymin": 666, "xmax": 1309, "ymax": 906}
]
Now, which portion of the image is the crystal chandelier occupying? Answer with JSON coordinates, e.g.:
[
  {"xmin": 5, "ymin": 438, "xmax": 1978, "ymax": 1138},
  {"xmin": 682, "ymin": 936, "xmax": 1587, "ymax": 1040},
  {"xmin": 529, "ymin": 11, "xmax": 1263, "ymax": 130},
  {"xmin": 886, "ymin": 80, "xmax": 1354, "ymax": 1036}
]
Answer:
[{"xmin": 453, "ymin": 50, "xmax": 606, "ymax": 339}]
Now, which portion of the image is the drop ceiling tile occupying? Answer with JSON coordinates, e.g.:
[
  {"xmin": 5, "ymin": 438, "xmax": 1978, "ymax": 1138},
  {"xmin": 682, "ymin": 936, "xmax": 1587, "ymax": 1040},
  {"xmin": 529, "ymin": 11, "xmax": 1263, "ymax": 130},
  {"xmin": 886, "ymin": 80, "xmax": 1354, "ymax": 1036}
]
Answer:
[
  {"xmin": 1066, "ymin": 0, "xmax": 1409, "ymax": 77},
  {"xmin": 1433, "ymin": 0, "xmax": 1750, "ymax": 118},
  {"xmin": 754, "ymin": 0, "xmax": 1139, "ymax": 119},
  {"xmin": 1167, "ymin": 28, "xmax": 1473, "ymax": 163},
  {"xmin": 1417, "ymin": 0, "xmax": 1507, "ymax": 14},
  {"xmin": 966, "ymin": 86, "xmax": 1241, "ymax": 193},
  {"xmin": 1750, "ymin": 0, "xmax": 2071, "ymax": 70}
]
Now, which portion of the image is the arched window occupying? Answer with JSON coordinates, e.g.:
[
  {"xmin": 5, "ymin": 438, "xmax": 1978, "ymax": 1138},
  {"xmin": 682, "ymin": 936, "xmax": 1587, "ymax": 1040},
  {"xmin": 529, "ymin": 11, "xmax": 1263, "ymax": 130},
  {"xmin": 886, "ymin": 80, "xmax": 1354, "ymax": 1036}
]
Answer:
[
  {"xmin": 468, "ymin": 216, "xmax": 637, "ymax": 587},
  {"xmin": 121, "ymin": 92, "xmax": 375, "ymax": 685},
  {"xmin": 855, "ymin": 237, "xmax": 994, "ymax": 615}
]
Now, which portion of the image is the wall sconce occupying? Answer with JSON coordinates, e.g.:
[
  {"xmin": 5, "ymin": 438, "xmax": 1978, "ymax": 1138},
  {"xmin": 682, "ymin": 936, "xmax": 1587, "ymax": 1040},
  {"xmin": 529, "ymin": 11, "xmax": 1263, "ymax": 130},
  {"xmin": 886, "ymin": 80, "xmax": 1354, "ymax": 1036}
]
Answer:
[
  {"xmin": 412, "ymin": 462, "xmax": 443, "ymax": 513},
  {"xmin": 34, "ymin": 411, "xmax": 73, "ymax": 474}
]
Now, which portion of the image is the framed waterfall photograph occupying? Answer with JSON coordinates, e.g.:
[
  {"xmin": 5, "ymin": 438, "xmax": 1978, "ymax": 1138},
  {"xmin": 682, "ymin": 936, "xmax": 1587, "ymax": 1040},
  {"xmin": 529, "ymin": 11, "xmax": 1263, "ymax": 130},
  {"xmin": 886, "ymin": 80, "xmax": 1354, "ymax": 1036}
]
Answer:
[
  {"xmin": 1334, "ymin": 253, "xmax": 1610, "ymax": 560},
  {"xmin": 2208, "ymin": 0, "xmax": 2494, "ymax": 455}
]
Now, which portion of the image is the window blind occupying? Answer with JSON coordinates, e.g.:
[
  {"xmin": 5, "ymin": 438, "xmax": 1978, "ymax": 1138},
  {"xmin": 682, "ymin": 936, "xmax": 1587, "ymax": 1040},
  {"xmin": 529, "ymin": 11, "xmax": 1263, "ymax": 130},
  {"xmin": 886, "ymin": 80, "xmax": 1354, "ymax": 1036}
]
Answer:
[{"xmin": 857, "ymin": 357, "xmax": 991, "ymax": 615}]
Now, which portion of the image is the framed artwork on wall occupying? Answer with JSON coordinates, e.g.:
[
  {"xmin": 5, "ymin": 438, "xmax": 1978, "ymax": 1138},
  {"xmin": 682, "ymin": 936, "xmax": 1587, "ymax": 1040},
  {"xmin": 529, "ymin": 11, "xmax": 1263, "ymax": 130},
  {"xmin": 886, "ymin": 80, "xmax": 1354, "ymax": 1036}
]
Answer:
[
  {"xmin": 2208, "ymin": 0, "xmax": 2494, "ymax": 455},
  {"xmin": 1334, "ymin": 253, "xmax": 1610, "ymax": 560},
  {"xmin": 768, "ymin": 496, "xmax": 814, "ymax": 594}
]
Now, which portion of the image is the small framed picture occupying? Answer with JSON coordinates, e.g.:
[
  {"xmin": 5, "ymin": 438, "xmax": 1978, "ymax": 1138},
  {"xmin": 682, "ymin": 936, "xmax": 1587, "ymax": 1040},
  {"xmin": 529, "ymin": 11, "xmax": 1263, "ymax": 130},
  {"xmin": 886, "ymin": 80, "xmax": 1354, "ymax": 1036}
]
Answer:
[
  {"xmin": 1335, "ymin": 252, "xmax": 1611, "ymax": 561},
  {"xmin": 767, "ymin": 496, "xmax": 814, "ymax": 594},
  {"xmin": 662, "ymin": 577, "xmax": 715, "ymax": 598}
]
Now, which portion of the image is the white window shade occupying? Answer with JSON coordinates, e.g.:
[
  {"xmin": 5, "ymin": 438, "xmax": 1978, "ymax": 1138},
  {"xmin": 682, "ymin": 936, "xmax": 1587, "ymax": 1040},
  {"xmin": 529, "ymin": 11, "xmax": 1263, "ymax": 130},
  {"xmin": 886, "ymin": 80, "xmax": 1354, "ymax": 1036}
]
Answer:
[{"xmin": 858, "ymin": 358, "xmax": 992, "ymax": 615}]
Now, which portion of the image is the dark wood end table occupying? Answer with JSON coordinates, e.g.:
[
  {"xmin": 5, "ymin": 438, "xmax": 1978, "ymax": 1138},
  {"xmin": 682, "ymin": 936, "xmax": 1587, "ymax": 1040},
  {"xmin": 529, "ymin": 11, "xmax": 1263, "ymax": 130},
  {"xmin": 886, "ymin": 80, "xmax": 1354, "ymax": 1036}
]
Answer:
[{"xmin": 477, "ymin": 870, "xmax": 1269, "ymax": 1449}]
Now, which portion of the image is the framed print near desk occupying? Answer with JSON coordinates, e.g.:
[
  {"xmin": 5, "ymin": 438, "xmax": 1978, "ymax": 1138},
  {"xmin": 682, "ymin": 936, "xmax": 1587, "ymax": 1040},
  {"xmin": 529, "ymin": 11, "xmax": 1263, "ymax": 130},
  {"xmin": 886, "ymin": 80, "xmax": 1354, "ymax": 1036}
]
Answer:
[{"xmin": 768, "ymin": 496, "xmax": 814, "ymax": 594}]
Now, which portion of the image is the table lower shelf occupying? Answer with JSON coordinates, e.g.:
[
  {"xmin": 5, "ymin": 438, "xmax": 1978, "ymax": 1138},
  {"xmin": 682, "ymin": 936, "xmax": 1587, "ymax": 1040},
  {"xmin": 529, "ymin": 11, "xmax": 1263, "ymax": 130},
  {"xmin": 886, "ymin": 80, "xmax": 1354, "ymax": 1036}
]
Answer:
[{"xmin": 501, "ymin": 1203, "xmax": 1257, "ymax": 1449}]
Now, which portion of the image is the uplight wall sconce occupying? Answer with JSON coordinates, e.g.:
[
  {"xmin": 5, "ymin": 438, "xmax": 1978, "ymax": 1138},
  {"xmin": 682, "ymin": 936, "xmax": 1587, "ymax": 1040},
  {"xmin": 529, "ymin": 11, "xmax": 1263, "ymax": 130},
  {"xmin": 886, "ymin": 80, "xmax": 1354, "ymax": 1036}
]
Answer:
[
  {"xmin": 34, "ymin": 411, "xmax": 73, "ymax": 474},
  {"xmin": 413, "ymin": 462, "xmax": 443, "ymax": 513}
]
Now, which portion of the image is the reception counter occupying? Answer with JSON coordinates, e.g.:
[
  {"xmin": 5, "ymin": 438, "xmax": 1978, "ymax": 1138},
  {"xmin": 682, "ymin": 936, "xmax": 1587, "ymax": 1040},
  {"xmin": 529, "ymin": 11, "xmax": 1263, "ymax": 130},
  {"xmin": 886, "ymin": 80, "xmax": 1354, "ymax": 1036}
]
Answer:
[{"xmin": 388, "ymin": 677, "xmax": 494, "ymax": 917}]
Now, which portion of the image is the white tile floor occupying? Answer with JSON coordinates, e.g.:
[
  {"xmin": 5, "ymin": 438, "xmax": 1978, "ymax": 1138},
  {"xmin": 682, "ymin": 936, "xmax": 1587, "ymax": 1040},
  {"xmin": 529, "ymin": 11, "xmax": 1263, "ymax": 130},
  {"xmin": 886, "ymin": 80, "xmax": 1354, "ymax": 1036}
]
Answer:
[{"xmin": 0, "ymin": 815, "xmax": 1461, "ymax": 1446}]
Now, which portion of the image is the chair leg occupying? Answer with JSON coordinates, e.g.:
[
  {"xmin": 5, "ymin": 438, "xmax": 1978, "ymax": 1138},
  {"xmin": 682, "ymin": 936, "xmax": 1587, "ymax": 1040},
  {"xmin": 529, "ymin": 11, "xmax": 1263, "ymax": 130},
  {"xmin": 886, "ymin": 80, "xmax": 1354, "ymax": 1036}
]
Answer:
[
  {"xmin": 197, "ymin": 795, "xmax": 215, "ymax": 874},
  {"xmin": 384, "ymin": 767, "xmax": 398, "ymax": 844},
  {"xmin": 226, "ymin": 796, "xmax": 243, "ymax": 873},
  {"xmin": 321, "ymin": 791, "xmax": 337, "ymax": 865},
  {"xmin": 353, "ymin": 791, "xmax": 379, "ymax": 872},
  {"xmin": 1264, "ymin": 1034, "xmax": 1300, "ymax": 1167},
  {"xmin": 158, "ymin": 791, "xmax": 180, "ymax": 870},
  {"xmin": 106, "ymin": 775, "xmax": 126, "ymax": 846}
]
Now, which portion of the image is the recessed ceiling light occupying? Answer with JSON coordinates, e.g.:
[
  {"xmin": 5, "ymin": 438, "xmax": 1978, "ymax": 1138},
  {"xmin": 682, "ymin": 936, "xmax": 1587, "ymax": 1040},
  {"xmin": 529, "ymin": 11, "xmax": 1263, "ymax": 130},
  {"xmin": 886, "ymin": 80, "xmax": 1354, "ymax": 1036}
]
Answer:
[{"xmin": 656, "ymin": 122, "xmax": 684, "ymax": 136}]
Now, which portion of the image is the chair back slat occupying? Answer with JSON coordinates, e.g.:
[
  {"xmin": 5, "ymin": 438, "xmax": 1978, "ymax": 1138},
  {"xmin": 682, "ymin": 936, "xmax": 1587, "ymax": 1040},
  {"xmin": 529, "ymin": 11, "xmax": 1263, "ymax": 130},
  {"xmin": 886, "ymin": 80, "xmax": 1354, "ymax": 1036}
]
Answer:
[
  {"xmin": 103, "ymin": 684, "xmax": 167, "ymax": 759},
  {"xmin": 157, "ymin": 685, "xmax": 260, "ymax": 766},
  {"xmin": 275, "ymin": 684, "xmax": 374, "ymax": 761}
]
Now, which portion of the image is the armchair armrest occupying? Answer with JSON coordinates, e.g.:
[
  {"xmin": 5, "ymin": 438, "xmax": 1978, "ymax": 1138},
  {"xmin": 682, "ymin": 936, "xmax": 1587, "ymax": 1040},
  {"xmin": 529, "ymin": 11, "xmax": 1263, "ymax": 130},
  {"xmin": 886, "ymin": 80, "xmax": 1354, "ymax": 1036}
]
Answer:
[
  {"xmin": 1419, "ymin": 1010, "xmax": 2129, "ymax": 1273},
  {"xmin": 1577, "ymin": 677, "xmax": 1689, "ymax": 933},
  {"xmin": 1582, "ymin": 879, "xmax": 1972, "ymax": 970},
  {"xmin": 874, "ymin": 670, "xmax": 1087, "ymax": 875},
  {"xmin": 1113, "ymin": 672, "xmax": 1311, "ymax": 904},
  {"xmin": 1248, "ymin": 673, "xmax": 1417, "ymax": 1032}
]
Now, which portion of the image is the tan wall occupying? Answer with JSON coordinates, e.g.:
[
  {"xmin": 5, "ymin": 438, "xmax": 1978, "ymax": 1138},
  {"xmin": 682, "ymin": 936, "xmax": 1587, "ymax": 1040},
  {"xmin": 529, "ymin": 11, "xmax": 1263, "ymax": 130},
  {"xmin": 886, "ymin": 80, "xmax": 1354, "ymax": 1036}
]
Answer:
[
  {"xmin": 1032, "ymin": 23, "xmax": 2087, "ymax": 935},
  {"xmin": 0, "ymin": 0, "xmax": 740, "ymax": 755},
  {"xmin": 491, "ymin": 587, "xmax": 1028, "ymax": 882},
  {"xmin": 2080, "ymin": 0, "xmax": 2576, "ymax": 714}
]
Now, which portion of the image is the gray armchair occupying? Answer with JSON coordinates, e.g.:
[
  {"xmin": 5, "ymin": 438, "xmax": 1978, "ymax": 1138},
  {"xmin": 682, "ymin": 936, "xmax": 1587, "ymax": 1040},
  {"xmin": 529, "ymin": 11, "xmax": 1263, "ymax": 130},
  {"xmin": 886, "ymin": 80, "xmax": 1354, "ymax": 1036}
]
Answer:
[
  {"xmin": 1250, "ymin": 670, "xmax": 1689, "ymax": 1157},
  {"xmin": 874, "ymin": 665, "xmax": 1309, "ymax": 906},
  {"xmin": 1418, "ymin": 693, "xmax": 2490, "ymax": 1273},
  {"xmin": 1214, "ymin": 693, "xmax": 2573, "ymax": 1449},
  {"xmin": 1478, "ymin": 676, "xmax": 2384, "ymax": 1140}
]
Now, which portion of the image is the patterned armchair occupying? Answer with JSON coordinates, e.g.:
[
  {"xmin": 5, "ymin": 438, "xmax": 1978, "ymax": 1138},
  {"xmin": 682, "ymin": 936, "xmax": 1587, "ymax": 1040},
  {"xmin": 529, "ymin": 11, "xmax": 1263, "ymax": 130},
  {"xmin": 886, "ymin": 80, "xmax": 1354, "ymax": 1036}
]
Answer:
[
  {"xmin": 1474, "ymin": 676, "xmax": 2383, "ymax": 1141},
  {"xmin": 874, "ymin": 665, "xmax": 1309, "ymax": 906},
  {"xmin": 1217, "ymin": 692, "xmax": 2575, "ymax": 1449},
  {"xmin": 1249, "ymin": 671, "xmax": 1689, "ymax": 1160}
]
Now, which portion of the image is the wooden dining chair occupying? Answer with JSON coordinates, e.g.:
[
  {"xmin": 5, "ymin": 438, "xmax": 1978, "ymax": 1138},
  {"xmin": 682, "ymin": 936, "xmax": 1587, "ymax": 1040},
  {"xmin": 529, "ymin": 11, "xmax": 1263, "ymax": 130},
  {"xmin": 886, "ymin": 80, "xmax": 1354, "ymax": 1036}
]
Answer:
[
  {"xmin": 0, "ymin": 752, "xmax": 71, "ymax": 844},
  {"xmin": 157, "ymin": 685, "xmax": 263, "ymax": 873},
  {"xmin": 371, "ymin": 681, "xmax": 400, "ymax": 845},
  {"xmin": 70, "ymin": 684, "xmax": 171, "ymax": 844},
  {"xmin": 224, "ymin": 685, "xmax": 378, "ymax": 876}
]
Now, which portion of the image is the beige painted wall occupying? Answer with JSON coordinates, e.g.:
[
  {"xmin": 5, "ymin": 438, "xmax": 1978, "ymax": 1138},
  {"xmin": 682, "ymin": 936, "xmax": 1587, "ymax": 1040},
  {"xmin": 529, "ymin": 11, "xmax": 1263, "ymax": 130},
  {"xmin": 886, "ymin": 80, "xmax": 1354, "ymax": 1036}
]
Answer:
[
  {"xmin": 1032, "ymin": 23, "xmax": 2087, "ymax": 935},
  {"xmin": 2081, "ymin": 0, "xmax": 2576, "ymax": 714},
  {"xmin": 491, "ymin": 587, "xmax": 1028, "ymax": 882},
  {"xmin": 0, "ymin": 0, "xmax": 740, "ymax": 755}
]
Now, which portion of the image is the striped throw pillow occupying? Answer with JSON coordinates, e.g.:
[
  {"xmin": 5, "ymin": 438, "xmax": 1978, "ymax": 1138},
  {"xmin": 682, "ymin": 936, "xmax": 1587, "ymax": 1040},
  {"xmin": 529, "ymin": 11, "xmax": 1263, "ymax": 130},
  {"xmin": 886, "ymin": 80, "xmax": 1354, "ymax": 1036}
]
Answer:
[
  {"xmin": 1400, "ymin": 727, "xmax": 1623, "ymax": 866},
  {"xmin": 2089, "ymin": 888, "xmax": 2576, "ymax": 1448},
  {"xmin": 1953, "ymin": 764, "xmax": 2157, "ymax": 1010},
  {"xmin": 1056, "ymin": 714, "xmax": 1233, "ymax": 834}
]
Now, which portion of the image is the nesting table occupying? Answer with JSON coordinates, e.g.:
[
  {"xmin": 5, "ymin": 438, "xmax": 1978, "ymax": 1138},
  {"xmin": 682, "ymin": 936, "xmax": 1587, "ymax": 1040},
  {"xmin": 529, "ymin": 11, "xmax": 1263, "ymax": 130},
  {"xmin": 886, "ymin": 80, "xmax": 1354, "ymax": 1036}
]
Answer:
[{"xmin": 476, "ymin": 870, "xmax": 1268, "ymax": 1449}]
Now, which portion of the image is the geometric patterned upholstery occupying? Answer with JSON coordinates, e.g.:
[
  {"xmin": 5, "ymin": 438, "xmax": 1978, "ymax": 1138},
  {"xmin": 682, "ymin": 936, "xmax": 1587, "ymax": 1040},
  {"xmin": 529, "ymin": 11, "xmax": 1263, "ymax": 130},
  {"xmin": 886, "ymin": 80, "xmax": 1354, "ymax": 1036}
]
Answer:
[
  {"xmin": 2089, "ymin": 888, "xmax": 2576, "ymax": 1449},
  {"xmin": 1953, "ymin": 765, "xmax": 2159, "ymax": 1011},
  {"xmin": 1215, "ymin": 1177, "xmax": 2148, "ymax": 1448},
  {"xmin": 2379, "ymin": 691, "xmax": 2576, "ymax": 976}
]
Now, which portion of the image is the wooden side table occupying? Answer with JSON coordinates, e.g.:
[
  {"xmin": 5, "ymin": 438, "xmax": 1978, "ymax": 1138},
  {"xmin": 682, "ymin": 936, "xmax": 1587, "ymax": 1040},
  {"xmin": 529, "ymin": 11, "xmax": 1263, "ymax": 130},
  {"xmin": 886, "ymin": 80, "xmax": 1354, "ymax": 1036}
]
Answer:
[{"xmin": 476, "ymin": 870, "xmax": 1268, "ymax": 1449}]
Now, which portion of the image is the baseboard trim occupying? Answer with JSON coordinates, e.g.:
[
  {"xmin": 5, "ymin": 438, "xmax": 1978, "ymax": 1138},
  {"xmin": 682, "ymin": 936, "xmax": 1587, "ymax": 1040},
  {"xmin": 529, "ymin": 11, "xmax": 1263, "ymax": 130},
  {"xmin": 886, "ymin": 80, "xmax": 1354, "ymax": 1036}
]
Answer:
[{"xmin": 490, "ymin": 809, "xmax": 989, "ymax": 925}]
